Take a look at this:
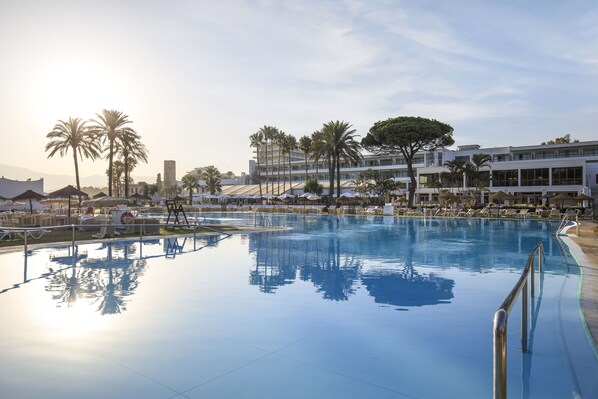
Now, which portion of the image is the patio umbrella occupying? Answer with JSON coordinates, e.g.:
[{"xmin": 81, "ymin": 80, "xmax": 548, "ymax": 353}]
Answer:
[
  {"xmin": 550, "ymin": 193, "xmax": 574, "ymax": 209},
  {"xmin": 47, "ymin": 185, "xmax": 89, "ymax": 217},
  {"xmin": 575, "ymin": 193, "xmax": 592, "ymax": 201},
  {"xmin": 12, "ymin": 189, "xmax": 46, "ymax": 213},
  {"xmin": 82, "ymin": 196, "xmax": 130, "ymax": 207},
  {"xmin": 93, "ymin": 191, "xmax": 108, "ymax": 199},
  {"xmin": 490, "ymin": 191, "xmax": 509, "ymax": 202}
]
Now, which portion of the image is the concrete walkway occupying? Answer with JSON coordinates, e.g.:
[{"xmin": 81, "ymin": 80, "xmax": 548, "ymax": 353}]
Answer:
[{"xmin": 569, "ymin": 221, "xmax": 598, "ymax": 347}]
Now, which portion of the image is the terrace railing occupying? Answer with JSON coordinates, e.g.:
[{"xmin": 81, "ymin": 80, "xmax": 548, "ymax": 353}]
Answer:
[
  {"xmin": 1, "ymin": 222, "xmax": 233, "ymax": 253},
  {"xmin": 493, "ymin": 241, "xmax": 544, "ymax": 399}
]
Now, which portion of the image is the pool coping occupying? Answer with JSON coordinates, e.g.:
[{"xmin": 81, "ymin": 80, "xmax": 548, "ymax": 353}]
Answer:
[{"xmin": 560, "ymin": 221, "xmax": 598, "ymax": 351}]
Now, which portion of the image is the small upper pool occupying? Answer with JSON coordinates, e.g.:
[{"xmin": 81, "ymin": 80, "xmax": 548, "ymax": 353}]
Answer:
[{"xmin": 0, "ymin": 214, "xmax": 596, "ymax": 398}]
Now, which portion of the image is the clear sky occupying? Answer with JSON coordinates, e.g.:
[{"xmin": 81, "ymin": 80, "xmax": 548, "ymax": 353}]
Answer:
[{"xmin": 1, "ymin": 0, "xmax": 597, "ymax": 183}]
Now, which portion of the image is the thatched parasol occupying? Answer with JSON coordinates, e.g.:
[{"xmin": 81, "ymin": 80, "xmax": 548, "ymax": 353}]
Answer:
[
  {"xmin": 12, "ymin": 190, "xmax": 46, "ymax": 213},
  {"xmin": 490, "ymin": 191, "xmax": 509, "ymax": 201},
  {"xmin": 82, "ymin": 196, "xmax": 130, "ymax": 207},
  {"xmin": 47, "ymin": 185, "xmax": 89, "ymax": 217},
  {"xmin": 93, "ymin": 191, "xmax": 108, "ymax": 199},
  {"xmin": 575, "ymin": 193, "xmax": 592, "ymax": 201},
  {"xmin": 550, "ymin": 193, "xmax": 574, "ymax": 209}
]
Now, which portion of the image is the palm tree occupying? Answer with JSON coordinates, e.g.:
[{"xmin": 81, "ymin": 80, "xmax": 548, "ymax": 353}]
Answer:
[
  {"xmin": 91, "ymin": 109, "xmax": 137, "ymax": 196},
  {"xmin": 310, "ymin": 130, "xmax": 323, "ymax": 183},
  {"xmin": 106, "ymin": 160, "xmax": 126, "ymax": 197},
  {"xmin": 46, "ymin": 117, "xmax": 101, "ymax": 203},
  {"xmin": 249, "ymin": 131, "xmax": 264, "ymax": 196},
  {"xmin": 181, "ymin": 171, "xmax": 201, "ymax": 204},
  {"xmin": 471, "ymin": 153, "xmax": 493, "ymax": 204},
  {"xmin": 281, "ymin": 134, "xmax": 297, "ymax": 194},
  {"xmin": 331, "ymin": 122, "xmax": 362, "ymax": 198},
  {"xmin": 444, "ymin": 159, "xmax": 466, "ymax": 189},
  {"xmin": 202, "ymin": 165, "xmax": 222, "ymax": 195},
  {"xmin": 298, "ymin": 135, "xmax": 312, "ymax": 184},
  {"xmin": 316, "ymin": 121, "xmax": 362, "ymax": 199},
  {"xmin": 274, "ymin": 130, "xmax": 286, "ymax": 195},
  {"xmin": 115, "ymin": 130, "xmax": 148, "ymax": 198},
  {"xmin": 257, "ymin": 125, "xmax": 277, "ymax": 194}
]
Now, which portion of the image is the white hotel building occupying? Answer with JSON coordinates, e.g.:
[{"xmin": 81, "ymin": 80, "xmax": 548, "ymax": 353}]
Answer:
[{"xmin": 250, "ymin": 140, "xmax": 598, "ymax": 206}]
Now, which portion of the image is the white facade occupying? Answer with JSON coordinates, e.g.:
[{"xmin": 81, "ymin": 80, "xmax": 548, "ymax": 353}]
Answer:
[{"xmin": 252, "ymin": 140, "xmax": 598, "ymax": 204}]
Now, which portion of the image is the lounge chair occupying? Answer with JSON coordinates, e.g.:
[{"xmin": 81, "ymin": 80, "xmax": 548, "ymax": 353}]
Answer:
[
  {"xmin": 549, "ymin": 208, "xmax": 561, "ymax": 218},
  {"xmin": 92, "ymin": 224, "xmax": 114, "ymax": 239},
  {"xmin": 457, "ymin": 208, "xmax": 474, "ymax": 218},
  {"xmin": 502, "ymin": 208, "xmax": 517, "ymax": 218},
  {"xmin": 0, "ymin": 229, "xmax": 11, "ymax": 240},
  {"xmin": 518, "ymin": 209, "xmax": 529, "ymax": 219}
]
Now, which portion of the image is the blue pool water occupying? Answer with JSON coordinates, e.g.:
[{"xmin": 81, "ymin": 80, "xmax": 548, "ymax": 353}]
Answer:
[{"xmin": 0, "ymin": 214, "xmax": 597, "ymax": 398}]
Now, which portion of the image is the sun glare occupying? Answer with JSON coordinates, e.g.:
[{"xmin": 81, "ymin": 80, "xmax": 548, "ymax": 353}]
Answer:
[
  {"xmin": 35, "ymin": 298, "xmax": 108, "ymax": 340},
  {"xmin": 33, "ymin": 61, "xmax": 120, "ymax": 121}
]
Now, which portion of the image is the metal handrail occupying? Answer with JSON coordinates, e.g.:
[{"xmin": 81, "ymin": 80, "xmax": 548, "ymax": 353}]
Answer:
[
  {"xmin": 0, "ymin": 221, "xmax": 234, "ymax": 253},
  {"xmin": 493, "ymin": 241, "xmax": 544, "ymax": 399},
  {"xmin": 555, "ymin": 212, "xmax": 571, "ymax": 235}
]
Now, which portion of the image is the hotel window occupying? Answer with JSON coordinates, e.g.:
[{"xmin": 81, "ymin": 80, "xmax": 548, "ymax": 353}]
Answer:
[
  {"xmin": 493, "ymin": 154, "xmax": 511, "ymax": 162},
  {"xmin": 413, "ymin": 156, "xmax": 424, "ymax": 164},
  {"xmin": 534, "ymin": 151, "xmax": 554, "ymax": 159},
  {"xmin": 520, "ymin": 168, "xmax": 549, "ymax": 186},
  {"xmin": 477, "ymin": 171, "xmax": 491, "ymax": 186},
  {"xmin": 556, "ymin": 149, "xmax": 580, "ymax": 158},
  {"xmin": 552, "ymin": 167, "xmax": 582, "ymax": 185},
  {"xmin": 515, "ymin": 152, "xmax": 533, "ymax": 160},
  {"xmin": 419, "ymin": 174, "xmax": 440, "ymax": 188},
  {"xmin": 379, "ymin": 158, "xmax": 393, "ymax": 166},
  {"xmin": 455, "ymin": 155, "xmax": 470, "ymax": 163},
  {"xmin": 583, "ymin": 147, "xmax": 598, "ymax": 156},
  {"xmin": 492, "ymin": 170, "xmax": 518, "ymax": 186}
]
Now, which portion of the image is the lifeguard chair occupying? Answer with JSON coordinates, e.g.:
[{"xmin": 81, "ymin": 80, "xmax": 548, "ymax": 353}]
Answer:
[{"xmin": 165, "ymin": 199, "xmax": 189, "ymax": 230}]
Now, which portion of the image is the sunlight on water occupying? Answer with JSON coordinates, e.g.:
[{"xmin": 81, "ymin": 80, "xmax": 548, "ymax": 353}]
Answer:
[{"xmin": 0, "ymin": 214, "xmax": 596, "ymax": 399}]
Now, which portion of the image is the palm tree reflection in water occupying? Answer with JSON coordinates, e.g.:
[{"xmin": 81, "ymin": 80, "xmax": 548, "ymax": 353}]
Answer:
[
  {"xmin": 249, "ymin": 218, "xmax": 455, "ymax": 306},
  {"xmin": 46, "ymin": 242, "xmax": 147, "ymax": 315}
]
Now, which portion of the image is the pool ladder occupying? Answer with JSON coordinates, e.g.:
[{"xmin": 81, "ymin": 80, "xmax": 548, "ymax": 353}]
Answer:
[
  {"xmin": 493, "ymin": 242, "xmax": 544, "ymax": 399},
  {"xmin": 555, "ymin": 212, "xmax": 572, "ymax": 236}
]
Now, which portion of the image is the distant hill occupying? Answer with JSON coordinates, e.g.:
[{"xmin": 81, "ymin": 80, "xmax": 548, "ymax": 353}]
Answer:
[{"xmin": 0, "ymin": 163, "xmax": 154, "ymax": 192}]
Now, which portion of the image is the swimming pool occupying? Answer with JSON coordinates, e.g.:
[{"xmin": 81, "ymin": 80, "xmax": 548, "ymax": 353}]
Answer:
[{"xmin": 0, "ymin": 214, "xmax": 596, "ymax": 398}]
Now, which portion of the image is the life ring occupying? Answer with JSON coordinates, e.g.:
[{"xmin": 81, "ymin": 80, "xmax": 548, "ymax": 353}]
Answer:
[{"xmin": 120, "ymin": 211, "xmax": 134, "ymax": 224}]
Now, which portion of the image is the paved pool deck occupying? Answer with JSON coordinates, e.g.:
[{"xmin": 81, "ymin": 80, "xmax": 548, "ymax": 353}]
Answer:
[{"xmin": 567, "ymin": 220, "xmax": 598, "ymax": 348}]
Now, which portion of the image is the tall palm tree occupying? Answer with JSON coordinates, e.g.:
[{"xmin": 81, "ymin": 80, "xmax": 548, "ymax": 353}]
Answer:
[
  {"xmin": 274, "ymin": 130, "xmax": 286, "ymax": 195},
  {"xmin": 91, "ymin": 109, "xmax": 137, "ymax": 196},
  {"xmin": 115, "ymin": 130, "xmax": 148, "ymax": 198},
  {"xmin": 316, "ymin": 121, "xmax": 362, "ymax": 199},
  {"xmin": 310, "ymin": 130, "xmax": 323, "ymax": 183},
  {"xmin": 249, "ymin": 131, "xmax": 264, "ymax": 196},
  {"xmin": 281, "ymin": 134, "xmax": 297, "ymax": 194},
  {"xmin": 298, "ymin": 135, "xmax": 312, "ymax": 184},
  {"xmin": 257, "ymin": 125, "xmax": 277, "ymax": 194},
  {"xmin": 331, "ymin": 121, "xmax": 362, "ymax": 198},
  {"xmin": 202, "ymin": 165, "xmax": 222, "ymax": 195},
  {"xmin": 471, "ymin": 153, "xmax": 493, "ymax": 203},
  {"xmin": 106, "ymin": 160, "xmax": 126, "ymax": 197},
  {"xmin": 311, "ymin": 127, "xmax": 335, "ymax": 200},
  {"xmin": 45, "ymin": 117, "xmax": 102, "ymax": 203},
  {"xmin": 472, "ymin": 153, "xmax": 492, "ymax": 172},
  {"xmin": 181, "ymin": 171, "xmax": 201, "ymax": 204},
  {"xmin": 444, "ymin": 159, "xmax": 466, "ymax": 189}
]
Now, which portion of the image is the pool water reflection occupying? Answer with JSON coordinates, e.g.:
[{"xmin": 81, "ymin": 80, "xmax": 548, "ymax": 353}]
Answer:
[{"xmin": 0, "ymin": 214, "xmax": 596, "ymax": 398}]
